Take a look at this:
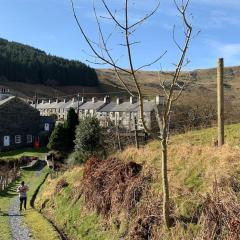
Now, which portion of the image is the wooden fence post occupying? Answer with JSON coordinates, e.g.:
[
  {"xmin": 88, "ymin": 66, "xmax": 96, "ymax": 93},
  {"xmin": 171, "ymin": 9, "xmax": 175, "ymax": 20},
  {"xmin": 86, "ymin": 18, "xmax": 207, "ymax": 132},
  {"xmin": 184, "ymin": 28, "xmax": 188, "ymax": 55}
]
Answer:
[
  {"xmin": 217, "ymin": 58, "xmax": 224, "ymax": 146},
  {"xmin": 116, "ymin": 125, "xmax": 122, "ymax": 151}
]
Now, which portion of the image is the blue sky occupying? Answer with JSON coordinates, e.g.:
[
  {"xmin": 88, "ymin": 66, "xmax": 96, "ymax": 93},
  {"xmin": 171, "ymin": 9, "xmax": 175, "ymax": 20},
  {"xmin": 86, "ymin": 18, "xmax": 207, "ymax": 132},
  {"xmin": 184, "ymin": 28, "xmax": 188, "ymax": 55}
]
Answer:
[{"xmin": 0, "ymin": 0, "xmax": 239, "ymax": 71}]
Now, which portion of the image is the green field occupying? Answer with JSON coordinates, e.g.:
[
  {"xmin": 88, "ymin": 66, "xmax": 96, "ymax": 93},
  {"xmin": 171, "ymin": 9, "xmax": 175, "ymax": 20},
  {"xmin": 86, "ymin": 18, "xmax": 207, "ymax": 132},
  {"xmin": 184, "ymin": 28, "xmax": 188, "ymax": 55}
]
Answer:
[{"xmin": 0, "ymin": 147, "xmax": 48, "ymax": 160}]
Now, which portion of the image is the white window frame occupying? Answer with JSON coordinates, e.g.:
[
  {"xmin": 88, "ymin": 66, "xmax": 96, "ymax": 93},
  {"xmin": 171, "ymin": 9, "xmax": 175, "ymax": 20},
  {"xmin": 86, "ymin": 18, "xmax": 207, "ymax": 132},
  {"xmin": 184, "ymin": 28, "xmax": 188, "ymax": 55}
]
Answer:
[
  {"xmin": 27, "ymin": 135, "xmax": 33, "ymax": 143},
  {"xmin": 15, "ymin": 135, "xmax": 21, "ymax": 144},
  {"xmin": 3, "ymin": 136, "xmax": 10, "ymax": 146},
  {"xmin": 44, "ymin": 123, "xmax": 50, "ymax": 131}
]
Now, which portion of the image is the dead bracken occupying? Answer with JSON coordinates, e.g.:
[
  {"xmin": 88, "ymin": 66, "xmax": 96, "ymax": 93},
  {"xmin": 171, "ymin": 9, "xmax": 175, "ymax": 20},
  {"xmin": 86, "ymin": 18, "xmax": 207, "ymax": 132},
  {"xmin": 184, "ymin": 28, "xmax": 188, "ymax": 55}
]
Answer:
[
  {"xmin": 81, "ymin": 156, "xmax": 151, "ymax": 216},
  {"xmin": 200, "ymin": 180, "xmax": 240, "ymax": 240}
]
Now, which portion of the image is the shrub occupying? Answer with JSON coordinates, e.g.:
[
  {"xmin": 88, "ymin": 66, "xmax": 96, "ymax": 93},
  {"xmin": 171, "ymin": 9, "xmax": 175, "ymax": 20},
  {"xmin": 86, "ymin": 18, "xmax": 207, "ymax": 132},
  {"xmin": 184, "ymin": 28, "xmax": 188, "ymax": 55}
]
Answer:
[
  {"xmin": 47, "ymin": 124, "xmax": 68, "ymax": 152},
  {"xmin": 74, "ymin": 116, "xmax": 103, "ymax": 156},
  {"xmin": 64, "ymin": 108, "xmax": 79, "ymax": 151},
  {"xmin": 66, "ymin": 151, "xmax": 87, "ymax": 165}
]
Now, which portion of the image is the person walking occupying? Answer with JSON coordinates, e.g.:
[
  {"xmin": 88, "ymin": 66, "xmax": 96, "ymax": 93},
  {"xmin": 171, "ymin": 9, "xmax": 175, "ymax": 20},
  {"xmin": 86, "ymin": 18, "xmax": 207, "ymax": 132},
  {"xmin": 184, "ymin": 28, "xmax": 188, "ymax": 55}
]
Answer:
[{"xmin": 17, "ymin": 181, "xmax": 29, "ymax": 211}]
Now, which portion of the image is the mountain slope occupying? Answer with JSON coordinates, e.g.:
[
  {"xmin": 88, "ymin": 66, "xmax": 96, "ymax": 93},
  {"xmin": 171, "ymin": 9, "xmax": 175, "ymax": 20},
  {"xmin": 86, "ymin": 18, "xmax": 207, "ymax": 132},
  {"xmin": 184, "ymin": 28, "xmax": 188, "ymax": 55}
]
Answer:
[{"xmin": 0, "ymin": 38, "xmax": 98, "ymax": 87}]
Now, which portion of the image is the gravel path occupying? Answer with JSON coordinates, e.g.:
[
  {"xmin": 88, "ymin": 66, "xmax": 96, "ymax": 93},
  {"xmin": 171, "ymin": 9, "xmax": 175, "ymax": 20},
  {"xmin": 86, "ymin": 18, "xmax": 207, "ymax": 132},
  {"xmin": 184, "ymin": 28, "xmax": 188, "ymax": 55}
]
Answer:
[
  {"xmin": 8, "ymin": 160, "xmax": 46, "ymax": 240},
  {"xmin": 8, "ymin": 199, "xmax": 32, "ymax": 240}
]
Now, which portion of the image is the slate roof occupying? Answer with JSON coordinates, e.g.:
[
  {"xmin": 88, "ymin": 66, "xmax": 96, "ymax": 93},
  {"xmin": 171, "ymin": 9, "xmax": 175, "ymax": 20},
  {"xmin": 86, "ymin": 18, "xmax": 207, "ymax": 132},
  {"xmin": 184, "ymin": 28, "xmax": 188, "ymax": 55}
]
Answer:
[
  {"xmin": 0, "ymin": 96, "xmax": 15, "ymax": 106},
  {"xmin": 66, "ymin": 100, "xmax": 84, "ymax": 110},
  {"xmin": 131, "ymin": 101, "xmax": 156, "ymax": 112},
  {"xmin": 37, "ymin": 101, "xmax": 63, "ymax": 109},
  {"xmin": 0, "ymin": 93, "xmax": 11, "ymax": 101},
  {"xmin": 34, "ymin": 98, "xmax": 158, "ymax": 113},
  {"xmin": 98, "ymin": 102, "xmax": 117, "ymax": 112},
  {"xmin": 99, "ymin": 100, "xmax": 157, "ymax": 113},
  {"xmin": 79, "ymin": 100, "xmax": 106, "ymax": 110}
]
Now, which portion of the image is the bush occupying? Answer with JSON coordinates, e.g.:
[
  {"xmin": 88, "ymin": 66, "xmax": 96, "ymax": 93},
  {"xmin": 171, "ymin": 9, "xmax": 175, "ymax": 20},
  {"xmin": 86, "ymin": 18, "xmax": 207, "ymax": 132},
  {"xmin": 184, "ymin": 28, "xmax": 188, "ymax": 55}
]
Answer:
[
  {"xmin": 64, "ymin": 108, "xmax": 79, "ymax": 151},
  {"xmin": 66, "ymin": 151, "xmax": 87, "ymax": 165},
  {"xmin": 74, "ymin": 116, "xmax": 103, "ymax": 155},
  {"xmin": 47, "ymin": 124, "xmax": 68, "ymax": 152}
]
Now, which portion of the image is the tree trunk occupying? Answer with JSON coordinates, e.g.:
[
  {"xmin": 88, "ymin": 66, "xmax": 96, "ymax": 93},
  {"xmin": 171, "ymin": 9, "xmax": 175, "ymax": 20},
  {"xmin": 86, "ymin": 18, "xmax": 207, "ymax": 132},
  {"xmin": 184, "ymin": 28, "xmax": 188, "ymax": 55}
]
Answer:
[{"xmin": 161, "ymin": 127, "xmax": 170, "ymax": 228}]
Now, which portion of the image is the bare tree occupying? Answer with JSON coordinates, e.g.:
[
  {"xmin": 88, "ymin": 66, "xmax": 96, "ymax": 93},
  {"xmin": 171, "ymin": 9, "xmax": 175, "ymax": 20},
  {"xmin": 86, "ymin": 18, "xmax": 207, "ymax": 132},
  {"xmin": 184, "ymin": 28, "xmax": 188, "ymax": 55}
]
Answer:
[{"xmin": 70, "ymin": 0, "xmax": 193, "ymax": 228}]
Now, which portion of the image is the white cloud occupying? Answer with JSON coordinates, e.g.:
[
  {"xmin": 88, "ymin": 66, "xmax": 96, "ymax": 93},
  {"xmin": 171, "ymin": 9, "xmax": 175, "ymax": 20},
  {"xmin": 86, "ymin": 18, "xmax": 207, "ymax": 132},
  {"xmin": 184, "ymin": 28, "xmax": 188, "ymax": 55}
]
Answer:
[
  {"xmin": 219, "ymin": 43, "xmax": 240, "ymax": 58},
  {"xmin": 206, "ymin": 39, "xmax": 240, "ymax": 66}
]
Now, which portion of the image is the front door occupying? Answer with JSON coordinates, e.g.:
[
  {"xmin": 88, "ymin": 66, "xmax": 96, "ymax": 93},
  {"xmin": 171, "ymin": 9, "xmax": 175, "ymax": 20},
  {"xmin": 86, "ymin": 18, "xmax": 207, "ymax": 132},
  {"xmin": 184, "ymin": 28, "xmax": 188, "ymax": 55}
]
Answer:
[{"xmin": 3, "ymin": 136, "xmax": 10, "ymax": 146}]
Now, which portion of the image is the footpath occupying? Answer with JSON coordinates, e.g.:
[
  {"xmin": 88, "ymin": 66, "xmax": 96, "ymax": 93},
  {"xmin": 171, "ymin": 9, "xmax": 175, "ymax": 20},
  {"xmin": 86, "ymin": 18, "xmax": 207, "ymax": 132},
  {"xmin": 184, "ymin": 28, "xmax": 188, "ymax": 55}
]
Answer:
[{"xmin": 0, "ymin": 160, "xmax": 60, "ymax": 240}]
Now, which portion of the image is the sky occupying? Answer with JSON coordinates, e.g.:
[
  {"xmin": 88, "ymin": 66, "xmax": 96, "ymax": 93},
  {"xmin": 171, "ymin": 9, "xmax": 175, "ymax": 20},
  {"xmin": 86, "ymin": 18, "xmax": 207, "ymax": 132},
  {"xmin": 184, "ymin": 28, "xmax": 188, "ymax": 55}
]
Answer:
[{"xmin": 0, "ymin": 0, "xmax": 239, "ymax": 71}]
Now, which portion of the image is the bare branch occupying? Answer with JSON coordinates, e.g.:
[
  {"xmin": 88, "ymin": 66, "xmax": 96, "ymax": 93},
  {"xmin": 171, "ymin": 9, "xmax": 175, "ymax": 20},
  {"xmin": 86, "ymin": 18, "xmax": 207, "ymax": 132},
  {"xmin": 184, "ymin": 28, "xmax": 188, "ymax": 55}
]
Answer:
[
  {"xmin": 119, "ymin": 41, "xmax": 141, "ymax": 47},
  {"xmin": 70, "ymin": 0, "xmax": 132, "ymax": 75},
  {"xmin": 93, "ymin": 0, "xmax": 134, "ymax": 96},
  {"xmin": 129, "ymin": 1, "xmax": 161, "ymax": 29},
  {"xmin": 101, "ymin": 0, "xmax": 125, "ymax": 30},
  {"xmin": 135, "ymin": 50, "xmax": 167, "ymax": 72},
  {"xmin": 172, "ymin": 25, "xmax": 184, "ymax": 52}
]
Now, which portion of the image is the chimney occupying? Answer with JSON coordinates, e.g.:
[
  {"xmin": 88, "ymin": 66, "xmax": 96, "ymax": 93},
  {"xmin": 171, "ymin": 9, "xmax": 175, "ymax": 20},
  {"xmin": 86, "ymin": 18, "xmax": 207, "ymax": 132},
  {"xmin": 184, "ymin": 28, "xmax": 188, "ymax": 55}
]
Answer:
[
  {"xmin": 0, "ymin": 88, "xmax": 9, "ymax": 94},
  {"xmin": 48, "ymin": 99, "xmax": 52, "ymax": 104},
  {"xmin": 63, "ymin": 99, "xmax": 67, "ymax": 103},
  {"xmin": 155, "ymin": 95, "xmax": 165, "ymax": 105},
  {"xmin": 72, "ymin": 97, "xmax": 76, "ymax": 103},
  {"xmin": 81, "ymin": 97, "xmax": 85, "ymax": 102},
  {"xmin": 55, "ymin": 98, "xmax": 60, "ymax": 103},
  {"xmin": 116, "ymin": 98, "xmax": 122, "ymax": 105},
  {"xmin": 130, "ymin": 96, "xmax": 137, "ymax": 104},
  {"xmin": 41, "ymin": 100, "xmax": 45, "ymax": 104},
  {"xmin": 92, "ymin": 97, "xmax": 97, "ymax": 103},
  {"xmin": 104, "ymin": 95, "xmax": 110, "ymax": 104}
]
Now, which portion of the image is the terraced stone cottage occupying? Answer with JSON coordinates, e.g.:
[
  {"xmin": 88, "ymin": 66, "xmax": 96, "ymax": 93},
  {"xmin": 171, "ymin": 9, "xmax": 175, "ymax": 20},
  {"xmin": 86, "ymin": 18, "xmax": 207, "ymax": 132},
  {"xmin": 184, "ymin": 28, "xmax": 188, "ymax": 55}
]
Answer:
[{"xmin": 0, "ymin": 89, "xmax": 53, "ymax": 151}]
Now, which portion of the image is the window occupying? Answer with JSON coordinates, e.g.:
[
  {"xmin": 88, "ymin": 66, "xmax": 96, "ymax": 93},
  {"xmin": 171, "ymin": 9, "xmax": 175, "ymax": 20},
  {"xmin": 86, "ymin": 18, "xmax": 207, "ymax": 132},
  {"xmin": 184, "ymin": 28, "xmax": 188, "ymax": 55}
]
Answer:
[
  {"xmin": 15, "ymin": 135, "xmax": 21, "ymax": 144},
  {"xmin": 44, "ymin": 123, "xmax": 50, "ymax": 131},
  {"xmin": 27, "ymin": 135, "xmax": 32, "ymax": 143},
  {"xmin": 3, "ymin": 136, "xmax": 10, "ymax": 146}
]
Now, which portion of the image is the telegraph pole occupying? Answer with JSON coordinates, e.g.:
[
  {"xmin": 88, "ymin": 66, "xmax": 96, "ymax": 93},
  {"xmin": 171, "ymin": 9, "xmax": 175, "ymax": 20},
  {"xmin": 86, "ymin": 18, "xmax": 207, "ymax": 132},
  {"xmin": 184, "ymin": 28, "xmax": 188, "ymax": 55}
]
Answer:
[{"xmin": 217, "ymin": 58, "xmax": 224, "ymax": 146}]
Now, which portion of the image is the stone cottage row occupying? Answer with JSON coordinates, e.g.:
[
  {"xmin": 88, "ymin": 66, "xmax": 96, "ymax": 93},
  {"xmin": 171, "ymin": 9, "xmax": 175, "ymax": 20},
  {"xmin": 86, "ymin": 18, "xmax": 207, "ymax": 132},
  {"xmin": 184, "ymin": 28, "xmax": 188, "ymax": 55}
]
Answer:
[
  {"xmin": 0, "ymin": 93, "xmax": 54, "ymax": 152},
  {"xmin": 33, "ymin": 95, "xmax": 165, "ymax": 130}
]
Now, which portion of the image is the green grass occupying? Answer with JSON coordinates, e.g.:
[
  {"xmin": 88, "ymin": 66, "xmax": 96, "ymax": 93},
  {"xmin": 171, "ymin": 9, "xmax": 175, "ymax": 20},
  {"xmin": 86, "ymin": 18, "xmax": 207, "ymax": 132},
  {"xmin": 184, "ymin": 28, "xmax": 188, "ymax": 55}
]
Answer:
[
  {"xmin": 0, "ymin": 161, "xmax": 59, "ymax": 240},
  {"xmin": 172, "ymin": 123, "xmax": 240, "ymax": 146},
  {"xmin": 0, "ymin": 147, "xmax": 48, "ymax": 160},
  {"xmin": 36, "ymin": 123, "xmax": 240, "ymax": 240},
  {"xmin": 36, "ymin": 167, "xmax": 114, "ymax": 240}
]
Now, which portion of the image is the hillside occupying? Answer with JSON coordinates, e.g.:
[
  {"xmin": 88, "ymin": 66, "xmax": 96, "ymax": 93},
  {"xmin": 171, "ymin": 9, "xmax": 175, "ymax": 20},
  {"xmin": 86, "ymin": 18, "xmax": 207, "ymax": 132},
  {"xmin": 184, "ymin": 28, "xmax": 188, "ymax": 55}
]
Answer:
[
  {"xmin": 35, "ymin": 124, "xmax": 240, "ymax": 239},
  {"xmin": 97, "ymin": 66, "xmax": 240, "ymax": 103},
  {"xmin": 0, "ymin": 38, "xmax": 240, "ymax": 122},
  {"xmin": 0, "ymin": 38, "xmax": 98, "ymax": 87}
]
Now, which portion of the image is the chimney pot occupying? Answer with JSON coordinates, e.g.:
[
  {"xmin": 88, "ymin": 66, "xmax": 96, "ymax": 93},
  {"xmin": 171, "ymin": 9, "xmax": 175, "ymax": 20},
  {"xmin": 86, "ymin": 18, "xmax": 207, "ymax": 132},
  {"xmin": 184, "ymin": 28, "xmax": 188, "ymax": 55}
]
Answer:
[
  {"xmin": 104, "ymin": 95, "xmax": 110, "ymax": 104},
  {"xmin": 155, "ymin": 95, "xmax": 165, "ymax": 105}
]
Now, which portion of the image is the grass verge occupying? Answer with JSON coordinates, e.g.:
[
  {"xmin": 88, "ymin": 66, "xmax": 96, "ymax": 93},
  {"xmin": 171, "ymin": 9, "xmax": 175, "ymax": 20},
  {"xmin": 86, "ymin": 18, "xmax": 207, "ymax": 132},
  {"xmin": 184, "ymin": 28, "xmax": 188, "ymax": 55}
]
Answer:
[
  {"xmin": 0, "ymin": 147, "xmax": 48, "ymax": 160},
  {"xmin": 0, "ymin": 161, "xmax": 59, "ymax": 240}
]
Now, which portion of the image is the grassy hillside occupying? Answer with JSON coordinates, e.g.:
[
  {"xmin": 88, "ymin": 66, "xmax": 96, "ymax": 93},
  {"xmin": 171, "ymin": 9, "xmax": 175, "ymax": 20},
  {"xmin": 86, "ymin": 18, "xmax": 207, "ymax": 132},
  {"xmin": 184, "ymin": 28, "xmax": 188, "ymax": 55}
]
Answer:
[{"xmin": 35, "ymin": 123, "xmax": 240, "ymax": 239}]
